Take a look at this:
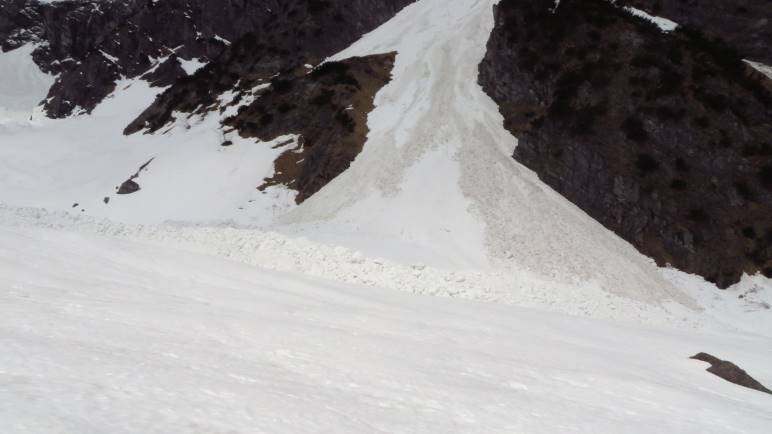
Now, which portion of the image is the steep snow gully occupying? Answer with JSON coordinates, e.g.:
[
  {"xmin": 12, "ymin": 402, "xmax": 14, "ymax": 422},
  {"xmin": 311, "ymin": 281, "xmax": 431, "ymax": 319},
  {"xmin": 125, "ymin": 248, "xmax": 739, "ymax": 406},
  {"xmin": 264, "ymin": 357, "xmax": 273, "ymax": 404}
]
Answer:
[
  {"xmin": 0, "ymin": 1, "xmax": 771, "ymax": 432},
  {"xmin": 290, "ymin": 0, "xmax": 699, "ymax": 306}
]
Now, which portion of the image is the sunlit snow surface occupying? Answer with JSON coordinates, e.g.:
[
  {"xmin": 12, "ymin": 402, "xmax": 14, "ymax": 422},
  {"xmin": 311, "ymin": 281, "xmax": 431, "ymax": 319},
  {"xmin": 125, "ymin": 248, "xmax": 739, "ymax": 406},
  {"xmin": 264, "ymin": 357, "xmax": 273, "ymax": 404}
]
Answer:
[
  {"xmin": 0, "ymin": 1, "xmax": 771, "ymax": 432},
  {"xmin": 1, "ymin": 210, "xmax": 771, "ymax": 433},
  {"xmin": 0, "ymin": 44, "xmax": 53, "ymax": 123}
]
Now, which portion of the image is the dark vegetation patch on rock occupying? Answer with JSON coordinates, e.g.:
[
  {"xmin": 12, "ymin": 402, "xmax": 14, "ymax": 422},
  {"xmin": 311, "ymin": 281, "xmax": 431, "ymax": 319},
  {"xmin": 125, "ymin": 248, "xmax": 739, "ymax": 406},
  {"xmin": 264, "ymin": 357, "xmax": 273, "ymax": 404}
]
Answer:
[
  {"xmin": 479, "ymin": 0, "xmax": 772, "ymax": 288},
  {"xmin": 224, "ymin": 53, "xmax": 397, "ymax": 203},
  {"xmin": 691, "ymin": 352, "xmax": 772, "ymax": 395}
]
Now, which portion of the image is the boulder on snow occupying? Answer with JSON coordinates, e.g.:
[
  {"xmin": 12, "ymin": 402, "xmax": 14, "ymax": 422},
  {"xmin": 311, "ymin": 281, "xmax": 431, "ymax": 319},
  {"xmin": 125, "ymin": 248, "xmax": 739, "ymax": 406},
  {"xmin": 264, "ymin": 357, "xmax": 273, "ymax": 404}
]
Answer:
[
  {"xmin": 691, "ymin": 352, "xmax": 772, "ymax": 395},
  {"xmin": 117, "ymin": 179, "xmax": 140, "ymax": 195}
]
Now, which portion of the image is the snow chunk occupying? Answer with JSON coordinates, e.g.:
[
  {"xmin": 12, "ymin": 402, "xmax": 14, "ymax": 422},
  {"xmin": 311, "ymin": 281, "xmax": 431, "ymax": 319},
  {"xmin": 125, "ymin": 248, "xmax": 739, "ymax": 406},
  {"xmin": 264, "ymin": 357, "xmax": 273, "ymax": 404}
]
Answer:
[
  {"xmin": 178, "ymin": 57, "xmax": 207, "ymax": 75},
  {"xmin": 744, "ymin": 59, "xmax": 772, "ymax": 81},
  {"xmin": 623, "ymin": 6, "xmax": 679, "ymax": 32}
]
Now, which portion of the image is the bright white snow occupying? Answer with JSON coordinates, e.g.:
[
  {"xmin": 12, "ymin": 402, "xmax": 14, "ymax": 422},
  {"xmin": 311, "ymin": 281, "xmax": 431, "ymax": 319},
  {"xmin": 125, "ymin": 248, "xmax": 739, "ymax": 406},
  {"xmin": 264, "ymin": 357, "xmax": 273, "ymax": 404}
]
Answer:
[
  {"xmin": 178, "ymin": 57, "xmax": 207, "ymax": 75},
  {"xmin": 0, "ymin": 213, "xmax": 771, "ymax": 433},
  {"xmin": 0, "ymin": 45, "xmax": 54, "ymax": 123}
]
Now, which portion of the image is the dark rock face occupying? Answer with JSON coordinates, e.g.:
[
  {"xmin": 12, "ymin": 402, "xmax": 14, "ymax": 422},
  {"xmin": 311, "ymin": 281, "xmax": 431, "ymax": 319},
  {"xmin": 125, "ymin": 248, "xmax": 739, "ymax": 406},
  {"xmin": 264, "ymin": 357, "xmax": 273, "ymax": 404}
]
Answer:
[
  {"xmin": 620, "ymin": 0, "xmax": 772, "ymax": 65},
  {"xmin": 480, "ymin": 0, "xmax": 772, "ymax": 287},
  {"xmin": 117, "ymin": 179, "xmax": 140, "ymax": 195},
  {"xmin": 0, "ymin": 0, "xmax": 45, "ymax": 52},
  {"xmin": 225, "ymin": 54, "xmax": 396, "ymax": 203},
  {"xmin": 1, "ymin": 0, "xmax": 139, "ymax": 113},
  {"xmin": 141, "ymin": 55, "xmax": 188, "ymax": 88},
  {"xmin": 691, "ymin": 353, "xmax": 772, "ymax": 395},
  {"xmin": 1, "ymin": 0, "xmax": 413, "ymax": 117},
  {"xmin": 125, "ymin": 0, "xmax": 413, "ymax": 135},
  {"xmin": 1, "ymin": 0, "xmax": 132, "ymax": 57}
]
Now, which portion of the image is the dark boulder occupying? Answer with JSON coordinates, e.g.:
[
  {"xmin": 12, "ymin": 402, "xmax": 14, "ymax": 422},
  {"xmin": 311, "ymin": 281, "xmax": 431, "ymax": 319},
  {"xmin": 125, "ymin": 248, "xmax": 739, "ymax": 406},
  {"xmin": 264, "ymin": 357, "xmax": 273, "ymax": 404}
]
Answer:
[
  {"xmin": 691, "ymin": 352, "xmax": 772, "ymax": 395},
  {"xmin": 1, "ymin": 0, "xmax": 414, "ymax": 118},
  {"xmin": 117, "ymin": 179, "xmax": 140, "ymax": 195}
]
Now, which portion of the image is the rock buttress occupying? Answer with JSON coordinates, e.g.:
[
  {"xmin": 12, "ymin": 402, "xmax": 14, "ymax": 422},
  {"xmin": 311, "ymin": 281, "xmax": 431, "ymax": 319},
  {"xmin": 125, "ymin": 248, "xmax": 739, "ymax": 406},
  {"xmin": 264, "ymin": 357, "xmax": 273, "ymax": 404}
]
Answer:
[{"xmin": 479, "ymin": 0, "xmax": 772, "ymax": 287}]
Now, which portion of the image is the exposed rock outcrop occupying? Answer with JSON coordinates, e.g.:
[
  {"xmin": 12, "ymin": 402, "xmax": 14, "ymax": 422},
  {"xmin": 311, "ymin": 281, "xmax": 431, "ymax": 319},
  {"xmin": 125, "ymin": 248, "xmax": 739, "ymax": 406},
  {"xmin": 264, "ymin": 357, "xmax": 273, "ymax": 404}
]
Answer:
[
  {"xmin": 1, "ymin": 0, "xmax": 414, "ymax": 118},
  {"xmin": 224, "ymin": 54, "xmax": 397, "ymax": 203},
  {"xmin": 691, "ymin": 352, "xmax": 772, "ymax": 395},
  {"xmin": 480, "ymin": 0, "xmax": 772, "ymax": 287}
]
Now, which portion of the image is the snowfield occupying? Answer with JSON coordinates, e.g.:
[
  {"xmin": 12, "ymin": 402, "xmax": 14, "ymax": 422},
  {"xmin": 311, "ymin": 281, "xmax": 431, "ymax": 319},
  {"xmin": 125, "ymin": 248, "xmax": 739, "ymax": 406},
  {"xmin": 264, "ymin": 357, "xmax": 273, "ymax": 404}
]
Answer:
[
  {"xmin": 1, "ymin": 213, "xmax": 771, "ymax": 433},
  {"xmin": 1, "ymin": 0, "xmax": 771, "ymax": 432}
]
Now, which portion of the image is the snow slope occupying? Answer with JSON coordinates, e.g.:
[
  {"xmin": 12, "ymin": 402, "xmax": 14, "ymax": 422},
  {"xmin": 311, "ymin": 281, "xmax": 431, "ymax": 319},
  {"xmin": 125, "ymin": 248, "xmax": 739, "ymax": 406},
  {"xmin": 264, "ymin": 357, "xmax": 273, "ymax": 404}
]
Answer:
[
  {"xmin": 279, "ymin": 0, "xmax": 700, "ymax": 306},
  {"xmin": 1, "ymin": 218, "xmax": 771, "ymax": 433},
  {"xmin": 3, "ymin": 205, "xmax": 771, "ymax": 335},
  {"xmin": 0, "ymin": 0, "xmax": 769, "ymax": 326},
  {"xmin": 0, "ymin": 76, "xmax": 296, "ymax": 225},
  {"xmin": 0, "ymin": 44, "xmax": 54, "ymax": 123}
]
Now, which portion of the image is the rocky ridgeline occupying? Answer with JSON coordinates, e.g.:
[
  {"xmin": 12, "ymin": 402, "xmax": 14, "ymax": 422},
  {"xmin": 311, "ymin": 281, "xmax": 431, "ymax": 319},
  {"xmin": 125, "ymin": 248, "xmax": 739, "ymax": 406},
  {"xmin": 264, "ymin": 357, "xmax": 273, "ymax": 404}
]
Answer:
[
  {"xmin": 480, "ymin": 0, "xmax": 772, "ymax": 287},
  {"xmin": 0, "ymin": 0, "xmax": 412, "ymax": 118}
]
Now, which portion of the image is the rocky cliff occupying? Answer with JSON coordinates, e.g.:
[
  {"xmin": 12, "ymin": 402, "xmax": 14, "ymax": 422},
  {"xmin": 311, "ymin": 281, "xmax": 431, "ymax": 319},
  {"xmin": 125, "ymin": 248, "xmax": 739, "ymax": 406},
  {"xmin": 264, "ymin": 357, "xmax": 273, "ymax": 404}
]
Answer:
[
  {"xmin": 1, "ymin": 0, "xmax": 412, "ymax": 118},
  {"xmin": 125, "ymin": 0, "xmax": 412, "ymax": 134},
  {"xmin": 480, "ymin": 0, "xmax": 772, "ymax": 287}
]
